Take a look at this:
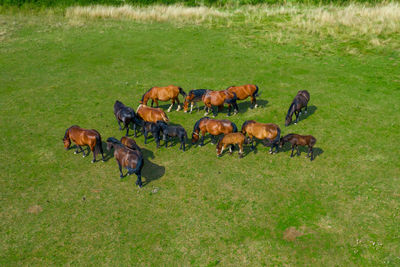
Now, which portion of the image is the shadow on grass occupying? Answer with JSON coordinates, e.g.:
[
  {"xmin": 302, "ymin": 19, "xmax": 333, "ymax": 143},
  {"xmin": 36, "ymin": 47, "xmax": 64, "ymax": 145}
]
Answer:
[
  {"xmin": 141, "ymin": 148, "xmax": 165, "ymax": 186},
  {"xmin": 285, "ymin": 105, "xmax": 317, "ymax": 127},
  {"xmin": 237, "ymin": 99, "xmax": 269, "ymax": 113},
  {"xmin": 278, "ymin": 143, "xmax": 324, "ymax": 160}
]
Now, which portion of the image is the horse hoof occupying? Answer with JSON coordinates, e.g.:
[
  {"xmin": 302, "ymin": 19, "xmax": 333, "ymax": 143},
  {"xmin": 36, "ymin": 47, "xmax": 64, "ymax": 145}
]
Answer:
[
  {"xmin": 91, "ymin": 160, "xmax": 95, "ymax": 163},
  {"xmin": 305, "ymin": 111, "xmax": 308, "ymax": 114},
  {"xmin": 82, "ymin": 155, "xmax": 86, "ymax": 158},
  {"xmin": 120, "ymin": 175, "xmax": 124, "ymax": 179},
  {"xmin": 102, "ymin": 159, "xmax": 105, "ymax": 162},
  {"xmin": 254, "ymin": 104, "xmax": 258, "ymax": 108},
  {"xmin": 74, "ymin": 151, "xmax": 78, "ymax": 154}
]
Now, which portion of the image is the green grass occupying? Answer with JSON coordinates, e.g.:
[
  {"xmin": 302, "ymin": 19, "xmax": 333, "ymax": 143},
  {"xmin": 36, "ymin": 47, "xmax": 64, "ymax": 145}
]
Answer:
[{"xmin": 0, "ymin": 10, "xmax": 399, "ymax": 266}]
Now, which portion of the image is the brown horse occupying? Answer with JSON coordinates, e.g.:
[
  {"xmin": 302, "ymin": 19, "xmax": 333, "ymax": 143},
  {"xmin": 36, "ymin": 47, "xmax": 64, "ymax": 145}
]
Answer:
[
  {"xmin": 285, "ymin": 90, "xmax": 310, "ymax": 126},
  {"xmin": 63, "ymin": 125, "xmax": 104, "ymax": 163},
  {"xmin": 136, "ymin": 104, "xmax": 169, "ymax": 123},
  {"xmin": 279, "ymin": 134, "xmax": 316, "ymax": 161},
  {"xmin": 216, "ymin": 132, "xmax": 246, "ymax": 158},
  {"xmin": 183, "ymin": 89, "xmax": 210, "ymax": 113},
  {"xmin": 241, "ymin": 120, "xmax": 281, "ymax": 154},
  {"xmin": 107, "ymin": 137, "xmax": 144, "ymax": 187},
  {"xmin": 226, "ymin": 84, "xmax": 259, "ymax": 108},
  {"xmin": 192, "ymin": 117, "xmax": 238, "ymax": 146},
  {"xmin": 140, "ymin": 85, "xmax": 186, "ymax": 112},
  {"xmin": 120, "ymin": 136, "xmax": 141, "ymax": 152},
  {"xmin": 202, "ymin": 90, "xmax": 239, "ymax": 117}
]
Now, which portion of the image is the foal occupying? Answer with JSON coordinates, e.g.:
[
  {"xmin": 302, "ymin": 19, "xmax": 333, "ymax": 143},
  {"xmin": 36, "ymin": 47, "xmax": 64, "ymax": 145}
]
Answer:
[
  {"xmin": 285, "ymin": 90, "xmax": 310, "ymax": 126},
  {"xmin": 141, "ymin": 121, "xmax": 161, "ymax": 148},
  {"xmin": 279, "ymin": 134, "xmax": 317, "ymax": 161},
  {"xmin": 114, "ymin": 100, "xmax": 141, "ymax": 137},
  {"xmin": 216, "ymin": 132, "xmax": 246, "ymax": 158},
  {"xmin": 157, "ymin": 121, "xmax": 188, "ymax": 151},
  {"xmin": 183, "ymin": 89, "xmax": 210, "ymax": 113}
]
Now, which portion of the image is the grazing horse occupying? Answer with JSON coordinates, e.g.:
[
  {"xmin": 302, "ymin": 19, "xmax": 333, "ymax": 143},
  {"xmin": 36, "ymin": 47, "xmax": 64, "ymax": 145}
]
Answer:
[
  {"xmin": 192, "ymin": 117, "xmax": 238, "ymax": 146},
  {"xmin": 241, "ymin": 120, "xmax": 281, "ymax": 154},
  {"xmin": 279, "ymin": 134, "xmax": 316, "ymax": 161},
  {"xmin": 136, "ymin": 104, "xmax": 169, "ymax": 124},
  {"xmin": 120, "ymin": 136, "xmax": 141, "ymax": 152},
  {"xmin": 114, "ymin": 100, "xmax": 141, "ymax": 137},
  {"xmin": 63, "ymin": 125, "xmax": 105, "ymax": 163},
  {"xmin": 157, "ymin": 121, "xmax": 188, "ymax": 151},
  {"xmin": 216, "ymin": 132, "xmax": 246, "ymax": 158},
  {"xmin": 107, "ymin": 137, "xmax": 144, "ymax": 187},
  {"xmin": 140, "ymin": 85, "xmax": 186, "ymax": 112},
  {"xmin": 183, "ymin": 89, "xmax": 210, "ymax": 113},
  {"xmin": 202, "ymin": 90, "xmax": 239, "ymax": 117},
  {"xmin": 226, "ymin": 84, "xmax": 259, "ymax": 108},
  {"xmin": 141, "ymin": 121, "xmax": 161, "ymax": 148},
  {"xmin": 285, "ymin": 90, "xmax": 310, "ymax": 126}
]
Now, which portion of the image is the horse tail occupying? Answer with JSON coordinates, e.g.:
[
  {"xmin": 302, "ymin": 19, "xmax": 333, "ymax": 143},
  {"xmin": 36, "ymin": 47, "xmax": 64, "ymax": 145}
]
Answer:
[
  {"xmin": 95, "ymin": 134, "xmax": 103, "ymax": 156},
  {"xmin": 273, "ymin": 126, "xmax": 281, "ymax": 145},
  {"xmin": 161, "ymin": 112, "xmax": 169, "ymax": 122},
  {"xmin": 178, "ymin": 87, "xmax": 186, "ymax": 97},
  {"xmin": 253, "ymin": 85, "xmax": 259, "ymax": 97},
  {"xmin": 128, "ymin": 153, "xmax": 144, "ymax": 175},
  {"xmin": 231, "ymin": 122, "xmax": 238, "ymax": 133}
]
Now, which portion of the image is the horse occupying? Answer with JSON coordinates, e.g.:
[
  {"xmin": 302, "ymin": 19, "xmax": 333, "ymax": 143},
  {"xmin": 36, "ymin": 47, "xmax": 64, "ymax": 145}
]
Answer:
[
  {"xmin": 136, "ymin": 104, "xmax": 169, "ymax": 124},
  {"xmin": 120, "ymin": 136, "xmax": 141, "ymax": 152},
  {"xmin": 285, "ymin": 90, "xmax": 310, "ymax": 126},
  {"xmin": 226, "ymin": 84, "xmax": 259, "ymax": 108},
  {"xmin": 216, "ymin": 132, "xmax": 246, "ymax": 158},
  {"xmin": 107, "ymin": 137, "xmax": 144, "ymax": 187},
  {"xmin": 183, "ymin": 89, "xmax": 210, "ymax": 113},
  {"xmin": 192, "ymin": 117, "xmax": 238, "ymax": 146},
  {"xmin": 63, "ymin": 125, "xmax": 105, "ymax": 163},
  {"xmin": 279, "ymin": 134, "xmax": 316, "ymax": 161},
  {"xmin": 202, "ymin": 90, "xmax": 239, "ymax": 117},
  {"xmin": 114, "ymin": 100, "xmax": 142, "ymax": 137},
  {"xmin": 157, "ymin": 121, "xmax": 188, "ymax": 151},
  {"xmin": 140, "ymin": 85, "xmax": 186, "ymax": 112},
  {"xmin": 141, "ymin": 121, "xmax": 161, "ymax": 148},
  {"xmin": 241, "ymin": 120, "xmax": 281, "ymax": 154}
]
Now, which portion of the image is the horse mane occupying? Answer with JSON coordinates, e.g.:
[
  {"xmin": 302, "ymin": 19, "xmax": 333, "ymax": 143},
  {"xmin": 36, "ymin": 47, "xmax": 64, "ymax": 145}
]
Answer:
[
  {"xmin": 193, "ymin": 117, "xmax": 209, "ymax": 132},
  {"xmin": 107, "ymin": 137, "xmax": 121, "ymax": 145},
  {"xmin": 141, "ymin": 87, "xmax": 153, "ymax": 102},
  {"xmin": 64, "ymin": 125, "xmax": 78, "ymax": 139}
]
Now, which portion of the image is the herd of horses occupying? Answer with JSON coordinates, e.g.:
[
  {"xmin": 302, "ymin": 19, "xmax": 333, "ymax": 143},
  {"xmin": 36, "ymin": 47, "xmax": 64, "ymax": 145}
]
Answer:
[{"xmin": 62, "ymin": 84, "xmax": 317, "ymax": 187}]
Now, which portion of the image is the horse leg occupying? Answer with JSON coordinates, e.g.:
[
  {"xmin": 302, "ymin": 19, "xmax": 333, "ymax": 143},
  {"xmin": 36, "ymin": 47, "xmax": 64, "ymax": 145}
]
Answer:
[
  {"xmin": 135, "ymin": 173, "xmax": 143, "ymax": 188},
  {"xmin": 229, "ymin": 144, "xmax": 234, "ymax": 154},
  {"xmin": 151, "ymin": 99, "xmax": 154, "ymax": 107},
  {"xmin": 74, "ymin": 145, "xmax": 82, "ymax": 154},
  {"xmin": 117, "ymin": 160, "xmax": 124, "ymax": 178},
  {"xmin": 251, "ymin": 95, "xmax": 258, "ymax": 109},
  {"xmin": 117, "ymin": 120, "xmax": 122, "ymax": 130},
  {"xmin": 295, "ymin": 111, "xmax": 300, "ymax": 124},
  {"xmin": 290, "ymin": 144, "xmax": 295, "ymax": 157},
  {"xmin": 227, "ymin": 104, "xmax": 232, "ymax": 116},
  {"xmin": 310, "ymin": 147, "xmax": 314, "ymax": 161},
  {"xmin": 239, "ymin": 143, "xmax": 244, "ymax": 158},
  {"xmin": 305, "ymin": 105, "xmax": 308, "ymax": 114},
  {"xmin": 133, "ymin": 123, "xmax": 137, "ymax": 138},
  {"xmin": 176, "ymin": 98, "xmax": 181, "ymax": 111},
  {"xmin": 167, "ymin": 99, "xmax": 174, "ymax": 112},
  {"xmin": 200, "ymin": 131, "xmax": 205, "ymax": 146},
  {"xmin": 296, "ymin": 145, "xmax": 300, "ymax": 156},
  {"xmin": 81, "ymin": 146, "xmax": 87, "ymax": 157},
  {"xmin": 125, "ymin": 122, "xmax": 129, "ymax": 136},
  {"xmin": 143, "ymin": 131, "xmax": 148, "ymax": 144},
  {"xmin": 218, "ymin": 145, "xmax": 225, "ymax": 157},
  {"xmin": 182, "ymin": 138, "xmax": 185, "ymax": 151},
  {"xmin": 165, "ymin": 136, "xmax": 168, "ymax": 148}
]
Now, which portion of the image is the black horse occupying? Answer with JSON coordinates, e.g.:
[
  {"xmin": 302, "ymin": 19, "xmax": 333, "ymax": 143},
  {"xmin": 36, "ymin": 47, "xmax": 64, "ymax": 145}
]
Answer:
[
  {"xmin": 114, "ymin": 100, "xmax": 142, "ymax": 137},
  {"xmin": 141, "ymin": 121, "xmax": 161, "ymax": 148},
  {"xmin": 157, "ymin": 121, "xmax": 188, "ymax": 151},
  {"xmin": 285, "ymin": 90, "xmax": 310, "ymax": 126},
  {"xmin": 106, "ymin": 137, "xmax": 144, "ymax": 187}
]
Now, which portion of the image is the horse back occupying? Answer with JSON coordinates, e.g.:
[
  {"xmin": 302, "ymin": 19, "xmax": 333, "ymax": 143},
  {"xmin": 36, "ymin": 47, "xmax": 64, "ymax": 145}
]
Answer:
[{"xmin": 227, "ymin": 84, "xmax": 256, "ymax": 100}]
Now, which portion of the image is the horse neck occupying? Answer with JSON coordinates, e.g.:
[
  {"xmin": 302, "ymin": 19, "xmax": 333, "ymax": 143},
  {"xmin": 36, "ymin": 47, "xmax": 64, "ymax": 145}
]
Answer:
[
  {"xmin": 142, "ymin": 92, "xmax": 150, "ymax": 105},
  {"xmin": 287, "ymin": 102, "xmax": 296, "ymax": 117}
]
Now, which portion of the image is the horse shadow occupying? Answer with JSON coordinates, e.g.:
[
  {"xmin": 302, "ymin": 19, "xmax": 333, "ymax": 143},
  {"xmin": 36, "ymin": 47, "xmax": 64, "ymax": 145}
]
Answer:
[
  {"xmin": 67, "ymin": 143, "xmax": 113, "ymax": 162},
  {"xmin": 237, "ymin": 99, "xmax": 269, "ymax": 113},
  {"xmin": 278, "ymin": 143, "xmax": 324, "ymax": 160},
  {"xmin": 141, "ymin": 148, "xmax": 165, "ymax": 186}
]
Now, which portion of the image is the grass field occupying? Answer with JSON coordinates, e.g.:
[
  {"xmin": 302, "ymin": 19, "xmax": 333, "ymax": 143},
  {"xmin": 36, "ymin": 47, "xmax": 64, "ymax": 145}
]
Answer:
[{"xmin": 1, "ymin": 5, "xmax": 400, "ymax": 266}]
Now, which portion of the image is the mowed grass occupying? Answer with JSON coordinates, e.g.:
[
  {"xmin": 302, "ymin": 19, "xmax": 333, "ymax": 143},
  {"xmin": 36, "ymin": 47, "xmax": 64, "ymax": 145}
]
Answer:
[{"xmin": 1, "ymin": 10, "xmax": 400, "ymax": 266}]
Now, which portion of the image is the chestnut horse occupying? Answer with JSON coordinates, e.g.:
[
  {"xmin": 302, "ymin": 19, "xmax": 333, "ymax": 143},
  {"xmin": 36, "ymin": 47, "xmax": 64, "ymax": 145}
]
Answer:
[
  {"xmin": 63, "ymin": 125, "xmax": 104, "ymax": 163},
  {"xmin": 279, "ymin": 134, "xmax": 316, "ymax": 161},
  {"xmin": 285, "ymin": 90, "xmax": 310, "ymax": 126},
  {"xmin": 107, "ymin": 137, "xmax": 144, "ymax": 187},
  {"xmin": 136, "ymin": 104, "xmax": 169, "ymax": 123},
  {"xmin": 183, "ymin": 89, "xmax": 210, "ymax": 113},
  {"xmin": 226, "ymin": 84, "xmax": 259, "ymax": 108},
  {"xmin": 202, "ymin": 90, "xmax": 239, "ymax": 117},
  {"xmin": 140, "ymin": 85, "xmax": 186, "ymax": 112},
  {"xmin": 120, "ymin": 136, "xmax": 141, "ymax": 152},
  {"xmin": 114, "ymin": 100, "xmax": 141, "ymax": 137},
  {"xmin": 192, "ymin": 117, "xmax": 238, "ymax": 146},
  {"xmin": 216, "ymin": 132, "xmax": 246, "ymax": 158},
  {"xmin": 241, "ymin": 120, "xmax": 281, "ymax": 154}
]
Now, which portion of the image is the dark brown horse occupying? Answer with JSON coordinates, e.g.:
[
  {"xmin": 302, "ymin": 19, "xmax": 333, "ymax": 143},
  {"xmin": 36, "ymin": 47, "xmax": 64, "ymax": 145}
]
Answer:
[
  {"xmin": 241, "ymin": 120, "xmax": 281, "ymax": 154},
  {"xmin": 226, "ymin": 84, "xmax": 259, "ymax": 108},
  {"xmin": 183, "ymin": 89, "xmax": 210, "ymax": 113},
  {"xmin": 192, "ymin": 117, "xmax": 238, "ymax": 146},
  {"xmin": 120, "ymin": 136, "xmax": 141, "ymax": 152},
  {"xmin": 136, "ymin": 104, "xmax": 169, "ymax": 123},
  {"xmin": 285, "ymin": 90, "xmax": 310, "ymax": 126},
  {"xmin": 63, "ymin": 125, "xmax": 104, "ymax": 163},
  {"xmin": 107, "ymin": 137, "xmax": 144, "ymax": 187},
  {"xmin": 140, "ymin": 85, "xmax": 186, "ymax": 112},
  {"xmin": 202, "ymin": 90, "xmax": 239, "ymax": 117},
  {"xmin": 114, "ymin": 100, "xmax": 141, "ymax": 137},
  {"xmin": 216, "ymin": 132, "xmax": 246, "ymax": 158},
  {"xmin": 279, "ymin": 133, "xmax": 316, "ymax": 161}
]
